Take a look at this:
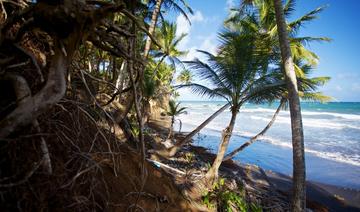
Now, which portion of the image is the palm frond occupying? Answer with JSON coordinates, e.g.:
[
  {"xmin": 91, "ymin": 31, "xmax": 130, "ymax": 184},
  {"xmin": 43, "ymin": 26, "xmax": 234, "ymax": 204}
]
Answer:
[
  {"xmin": 288, "ymin": 5, "xmax": 327, "ymax": 33},
  {"xmin": 176, "ymin": 83, "xmax": 228, "ymax": 100},
  {"xmin": 164, "ymin": 0, "xmax": 193, "ymax": 24},
  {"xmin": 292, "ymin": 36, "xmax": 332, "ymax": 46},
  {"xmin": 173, "ymin": 33, "xmax": 188, "ymax": 47},
  {"xmin": 184, "ymin": 56, "xmax": 228, "ymax": 90},
  {"xmin": 284, "ymin": 0, "xmax": 296, "ymax": 17},
  {"xmin": 300, "ymin": 92, "xmax": 333, "ymax": 103}
]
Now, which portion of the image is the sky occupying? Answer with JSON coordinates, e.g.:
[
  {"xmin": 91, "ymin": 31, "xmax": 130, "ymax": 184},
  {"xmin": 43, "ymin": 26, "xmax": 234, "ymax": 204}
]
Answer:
[{"xmin": 165, "ymin": 0, "xmax": 360, "ymax": 102}]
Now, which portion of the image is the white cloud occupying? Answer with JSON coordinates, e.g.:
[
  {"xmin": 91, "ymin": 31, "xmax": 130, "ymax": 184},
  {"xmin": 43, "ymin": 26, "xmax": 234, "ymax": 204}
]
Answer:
[
  {"xmin": 176, "ymin": 10, "xmax": 204, "ymax": 37},
  {"xmin": 199, "ymin": 36, "xmax": 217, "ymax": 55},
  {"xmin": 176, "ymin": 14, "xmax": 191, "ymax": 37},
  {"xmin": 225, "ymin": 0, "xmax": 235, "ymax": 11},
  {"xmin": 192, "ymin": 11, "xmax": 205, "ymax": 22},
  {"xmin": 180, "ymin": 35, "xmax": 218, "ymax": 61},
  {"xmin": 175, "ymin": 10, "xmax": 218, "ymax": 61},
  {"xmin": 176, "ymin": 10, "xmax": 205, "ymax": 49}
]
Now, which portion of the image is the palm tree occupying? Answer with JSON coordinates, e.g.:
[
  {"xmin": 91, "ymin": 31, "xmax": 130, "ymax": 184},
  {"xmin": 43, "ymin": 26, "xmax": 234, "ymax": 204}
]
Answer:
[
  {"xmin": 177, "ymin": 69, "xmax": 192, "ymax": 84},
  {"xmin": 166, "ymin": 0, "xmax": 330, "ymax": 160},
  {"xmin": 166, "ymin": 100, "xmax": 187, "ymax": 141},
  {"xmin": 177, "ymin": 29, "xmax": 286, "ymax": 183},
  {"xmin": 152, "ymin": 21, "xmax": 188, "ymax": 77},
  {"xmin": 165, "ymin": 102, "xmax": 231, "ymax": 157},
  {"xmin": 143, "ymin": 0, "xmax": 193, "ymax": 58},
  {"xmin": 224, "ymin": 61, "xmax": 331, "ymax": 161},
  {"xmin": 229, "ymin": 1, "xmax": 329, "ymax": 209},
  {"xmin": 273, "ymin": 0, "xmax": 306, "ymax": 210},
  {"xmin": 223, "ymin": 98, "xmax": 286, "ymax": 161},
  {"xmin": 222, "ymin": 1, "xmax": 331, "ymax": 161}
]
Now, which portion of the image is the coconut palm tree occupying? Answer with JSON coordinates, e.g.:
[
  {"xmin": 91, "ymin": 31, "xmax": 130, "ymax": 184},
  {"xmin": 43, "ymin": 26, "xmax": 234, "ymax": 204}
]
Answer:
[
  {"xmin": 229, "ymin": 1, "xmax": 329, "ymax": 209},
  {"xmin": 166, "ymin": 100, "xmax": 187, "ymax": 141},
  {"xmin": 273, "ymin": 1, "xmax": 306, "ymax": 209},
  {"xmin": 224, "ymin": 61, "xmax": 331, "ymax": 161},
  {"xmin": 151, "ymin": 21, "xmax": 188, "ymax": 77},
  {"xmin": 222, "ymin": 1, "xmax": 331, "ymax": 161},
  {"xmin": 177, "ymin": 29, "xmax": 286, "ymax": 183}
]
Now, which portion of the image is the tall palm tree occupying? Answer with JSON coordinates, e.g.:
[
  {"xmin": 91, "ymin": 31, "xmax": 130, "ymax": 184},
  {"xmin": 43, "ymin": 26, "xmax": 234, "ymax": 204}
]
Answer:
[
  {"xmin": 143, "ymin": 0, "xmax": 193, "ymax": 58},
  {"xmin": 166, "ymin": 100, "xmax": 187, "ymax": 141},
  {"xmin": 178, "ymin": 29, "xmax": 286, "ymax": 183},
  {"xmin": 222, "ymin": 1, "xmax": 331, "ymax": 161},
  {"xmin": 231, "ymin": 1, "xmax": 329, "ymax": 209},
  {"xmin": 273, "ymin": 0, "xmax": 305, "ymax": 210}
]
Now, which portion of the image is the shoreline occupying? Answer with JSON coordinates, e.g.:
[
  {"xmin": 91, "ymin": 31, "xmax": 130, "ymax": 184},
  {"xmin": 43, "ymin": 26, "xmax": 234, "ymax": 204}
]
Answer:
[
  {"xmin": 189, "ymin": 144, "xmax": 360, "ymax": 211},
  {"xmin": 148, "ymin": 119, "xmax": 360, "ymax": 211},
  {"xmin": 186, "ymin": 126, "xmax": 360, "ymax": 189}
]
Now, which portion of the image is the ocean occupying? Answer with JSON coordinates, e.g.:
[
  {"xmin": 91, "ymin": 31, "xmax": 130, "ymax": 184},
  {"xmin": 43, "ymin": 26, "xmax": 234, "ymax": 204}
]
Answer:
[{"xmin": 175, "ymin": 101, "xmax": 360, "ymax": 189}]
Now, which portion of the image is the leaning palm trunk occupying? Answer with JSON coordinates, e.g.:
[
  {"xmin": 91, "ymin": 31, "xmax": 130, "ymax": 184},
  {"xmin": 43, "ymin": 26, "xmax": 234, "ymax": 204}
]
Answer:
[
  {"xmin": 166, "ymin": 103, "xmax": 231, "ymax": 157},
  {"xmin": 205, "ymin": 110, "xmax": 237, "ymax": 184},
  {"xmin": 167, "ymin": 116, "xmax": 175, "ymax": 140},
  {"xmin": 144, "ymin": 0, "xmax": 163, "ymax": 58},
  {"xmin": 223, "ymin": 99, "xmax": 286, "ymax": 161},
  {"xmin": 273, "ymin": 0, "xmax": 306, "ymax": 210}
]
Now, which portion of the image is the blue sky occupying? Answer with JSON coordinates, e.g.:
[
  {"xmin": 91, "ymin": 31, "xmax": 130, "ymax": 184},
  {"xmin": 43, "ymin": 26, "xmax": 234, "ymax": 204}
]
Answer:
[{"xmin": 166, "ymin": 0, "xmax": 360, "ymax": 102}]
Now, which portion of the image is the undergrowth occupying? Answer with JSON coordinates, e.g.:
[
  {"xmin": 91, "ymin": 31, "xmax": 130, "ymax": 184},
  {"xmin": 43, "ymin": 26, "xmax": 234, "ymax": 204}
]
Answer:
[{"xmin": 202, "ymin": 178, "xmax": 263, "ymax": 212}]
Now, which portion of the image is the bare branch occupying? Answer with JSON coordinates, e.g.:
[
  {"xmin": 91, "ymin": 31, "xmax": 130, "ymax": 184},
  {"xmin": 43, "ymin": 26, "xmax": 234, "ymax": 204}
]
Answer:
[{"xmin": 0, "ymin": 46, "xmax": 67, "ymax": 138}]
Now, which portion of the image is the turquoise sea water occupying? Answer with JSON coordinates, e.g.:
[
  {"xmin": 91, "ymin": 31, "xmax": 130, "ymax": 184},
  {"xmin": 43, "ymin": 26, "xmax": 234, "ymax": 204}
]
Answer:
[{"xmin": 175, "ymin": 101, "xmax": 360, "ymax": 189}]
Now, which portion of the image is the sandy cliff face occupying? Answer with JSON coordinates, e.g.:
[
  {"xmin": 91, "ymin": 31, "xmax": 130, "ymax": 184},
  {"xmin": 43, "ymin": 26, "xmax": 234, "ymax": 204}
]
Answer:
[{"xmin": 149, "ymin": 93, "xmax": 170, "ymax": 122}]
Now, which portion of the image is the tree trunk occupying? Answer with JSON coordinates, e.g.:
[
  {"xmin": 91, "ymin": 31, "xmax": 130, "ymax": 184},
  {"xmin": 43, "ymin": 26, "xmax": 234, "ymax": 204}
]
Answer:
[
  {"xmin": 205, "ymin": 110, "xmax": 237, "ymax": 184},
  {"xmin": 152, "ymin": 55, "xmax": 166, "ymax": 78},
  {"xmin": 129, "ymin": 21, "xmax": 145, "ymax": 163},
  {"xmin": 143, "ymin": 0, "xmax": 163, "ymax": 58},
  {"xmin": 273, "ymin": 0, "xmax": 306, "ymax": 210},
  {"xmin": 112, "ymin": 57, "xmax": 117, "ymax": 83},
  {"xmin": 223, "ymin": 99, "xmax": 286, "ymax": 161},
  {"xmin": 167, "ymin": 103, "xmax": 230, "ymax": 157},
  {"xmin": 167, "ymin": 116, "xmax": 175, "ymax": 140},
  {"xmin": 113, "ymin": 61, "xmax": 127, "ymax": 101}
]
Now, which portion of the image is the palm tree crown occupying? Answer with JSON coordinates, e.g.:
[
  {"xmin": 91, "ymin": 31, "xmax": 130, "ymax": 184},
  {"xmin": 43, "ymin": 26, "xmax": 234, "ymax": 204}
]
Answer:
[
  {"xmin": 166, "ymin": 100, "xmax": 187, "ymax": 117},
  {"xmin": 177, "ymin": 69, "xmax": 192, "ymax": 84},
  {"xmin": 152, "ymin": 21, "xmax": 188, "ymax": 67},
  {"xmin": 182, "ymin": 32, "xmax": 286, "ymax": 112}
]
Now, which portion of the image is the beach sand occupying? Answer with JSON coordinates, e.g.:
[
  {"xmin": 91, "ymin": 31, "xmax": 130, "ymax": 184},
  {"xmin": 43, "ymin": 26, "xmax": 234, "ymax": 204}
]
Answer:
[
  {"xmin": 192, "ymin": 144, "xmax": 360, "ymax": 211},
  {"xmin": 148, "ymin": 119, "xmax": 360, "ymax": 211}
]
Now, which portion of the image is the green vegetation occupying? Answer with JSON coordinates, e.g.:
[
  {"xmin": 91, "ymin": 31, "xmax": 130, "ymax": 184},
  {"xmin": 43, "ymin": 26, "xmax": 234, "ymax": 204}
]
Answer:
[
  {"xmin": 202, "ymin": 178, "xmax": 262, "ymax": 212},
  {"xmin": 0, "ymin": 0, "xmax": 331, "ymax": 211},
  {"xmin": 166, "ymin": 100, "xmax": 187, "ymax": 140}
]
